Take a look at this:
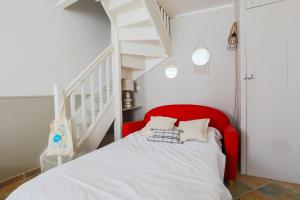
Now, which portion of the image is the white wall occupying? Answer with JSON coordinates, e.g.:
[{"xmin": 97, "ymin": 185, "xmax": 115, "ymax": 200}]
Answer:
[
  {"xmin": 0, "ymin": 0, "xmax": 111, "ymax": 182},
  {"xmin": 0, "ymin": 0, "xmax": 110, "ymax": 96},
  {"xmin": 0, "ymin": 97, "xmax": 53, "ymax": 181},
  {"xmin": 134, "ymin": 5, "xmax": 236, "ymax": 122}
]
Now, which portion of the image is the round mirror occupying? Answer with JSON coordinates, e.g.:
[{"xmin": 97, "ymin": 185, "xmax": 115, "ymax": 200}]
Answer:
[
  {"xmin": 192, "ymin": 48, "xmax": 210, "ymax": 66},
  {"xmin": 165, "ymin": 64, "xmax": 178, "ymax": 79}
]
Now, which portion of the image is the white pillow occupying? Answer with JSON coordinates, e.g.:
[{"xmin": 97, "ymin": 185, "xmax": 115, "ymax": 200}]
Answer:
[
  {"xmin": 179, "ymin": 119, "xmax": 210, "ymax": 142},
  {"xmin": 207, "ymin": 127, "xmax": 223, "ymax": 149},
  {"xmin": 141, "ymin": 116, "xmax": 177, "ymax": 136}
]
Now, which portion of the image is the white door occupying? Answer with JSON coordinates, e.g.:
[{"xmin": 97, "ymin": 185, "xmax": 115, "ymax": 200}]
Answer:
[{"xmin": 245, "ymin": 1, "xmax": 300, "ymax": 184}]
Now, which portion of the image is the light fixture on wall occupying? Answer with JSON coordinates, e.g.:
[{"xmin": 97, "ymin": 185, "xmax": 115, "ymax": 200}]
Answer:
[
  {"xmin": 227, "ymin": 22, "xmax": 238, "ymax": 50},
  {"xmin": 192, "ymin": 38, "xmax": 210, "ymax": 67},
  {"xmin": 164, "ymin": 59, "xmax": 178, "ymax": 79}
]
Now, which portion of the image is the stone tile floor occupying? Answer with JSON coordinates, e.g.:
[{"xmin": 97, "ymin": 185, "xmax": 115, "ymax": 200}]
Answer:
[
  {"xmin": 226, "ymin": 174, "xmax": 300, "ymax": 200},
  {"xmin": 1, "ymin": 173, "xmax": 300, "ymax": 200}
]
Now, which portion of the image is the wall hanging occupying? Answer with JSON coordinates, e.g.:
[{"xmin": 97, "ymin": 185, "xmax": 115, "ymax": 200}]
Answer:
[
  {"xmin": 192, "ymin": 38, "xmax": 211, "ymax": 67},
  {"xmin": 227, "ymin": 22, "xmax": 238, "ymax": 50}
]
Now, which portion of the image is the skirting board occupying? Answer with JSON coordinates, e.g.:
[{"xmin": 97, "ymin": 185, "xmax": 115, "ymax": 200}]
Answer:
[{"xmin": 0, "ymin": 168, "xmax": 40, "ymax": 188}]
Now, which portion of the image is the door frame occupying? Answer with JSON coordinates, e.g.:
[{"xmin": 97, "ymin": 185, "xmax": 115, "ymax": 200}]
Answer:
[{"xmin": 238, "ymin": 0, "xmax": 248, "ymax": 174}]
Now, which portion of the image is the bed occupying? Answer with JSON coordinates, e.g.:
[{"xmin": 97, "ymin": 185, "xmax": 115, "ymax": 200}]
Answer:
[{"xmin": 7, "ymin": 104, "xmax": 237, "ymax": 200}]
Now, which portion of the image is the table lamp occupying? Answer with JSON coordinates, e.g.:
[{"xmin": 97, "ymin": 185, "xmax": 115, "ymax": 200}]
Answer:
[{"xmin": 122, "ymin": 79, "xmax": 134, "ymax": 108}]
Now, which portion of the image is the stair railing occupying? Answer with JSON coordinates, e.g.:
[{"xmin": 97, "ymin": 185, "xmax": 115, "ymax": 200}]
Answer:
[
  {"xmin": 143, "ymin": 0, "xmax": 172, "ymax": 55},
  {"xmin": 63, "ymin": 44, "xmax": 114, "ymax": 148},
  {"xmin": 155, "ymin": 1, "xmax": 171, "ymax": 35},
  {"xmin": 40, "ymin": 44, "xmax": 114, "ymax": 172}
]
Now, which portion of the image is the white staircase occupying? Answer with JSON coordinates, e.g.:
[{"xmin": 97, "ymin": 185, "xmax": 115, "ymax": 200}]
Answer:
[
  {"xmin": 40, "ymin": 0, "xmax": 172, "ymax": 172},
  {"xmin": 100, "ymin": 0, "xmax": 172, "ymax": 80},
  {"xmin": 40, "ymin": 45, "xmax": 116, "ymax": 171}
]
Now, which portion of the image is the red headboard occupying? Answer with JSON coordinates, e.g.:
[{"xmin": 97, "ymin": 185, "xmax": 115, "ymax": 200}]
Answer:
[{"xmin": 144, "ymin": 104, "xmax": 230, "ymax": 134}]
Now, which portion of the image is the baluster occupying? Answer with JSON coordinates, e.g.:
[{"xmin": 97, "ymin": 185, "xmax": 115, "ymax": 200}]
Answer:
[
  {"xmin": 156, "ymin": 1, "xmax": 161, "ymax": 13},
  {"xmin": 90, "ymin": 73, "xmax": 96, "ymax": 122},
  {"xmin": 70, "ymin": 93, "xmax": 78, "ymax": 139},
  {"xmin": 164, "ymin": 11, "xmax": 167, "ymax": 28},
  {"xmin": 98, "ymin": 63, "xmax": 103, "ymax": 113},
  {"xmin": 168, "ymin": 16, "xmax": 171, "ymax": 35},
  {"xmin": 70, "ymin": 94, "xmax": 76, "ymax": 119},
  {"xmin": 109, "ymin": 53, "xmax": 113, "ymax": 95},
  {"xmin": 81, "ymin": 83, "xmax": 87, "ymax": 132},
  {"xmin": 167, "ymin": 16, "xmax": 170, "ymax": 34},
  {"xmin": 155, "ymin": 0, "xmax": 159, "ymax": 8},
  {"xmin": 106, "ymin": 55, "xmax": 111, "ymax": 102}
]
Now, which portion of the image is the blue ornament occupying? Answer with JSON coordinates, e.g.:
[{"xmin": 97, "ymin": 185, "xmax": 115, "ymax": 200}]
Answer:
[{"xmin": 53, "ymin": 134, "xmax": 62, "ymax": 143}]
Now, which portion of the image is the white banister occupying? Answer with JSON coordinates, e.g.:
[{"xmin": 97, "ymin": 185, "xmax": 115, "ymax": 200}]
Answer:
[
  {"xmin": 70, "ymin": 94, "xmax": 76, "ymax": 119},
  {"xmin": 81, "ymin": 84, "xmax": 87, "ymax": 132},
  {"xmin": 90, "ymin": 73, "xmax": 96, "ymax": 123},
  {"xmin": 143, "ymin": 0, "xmax": 172, "ymax": 55},
  {"xmin": 64, "ymin": 45, "xmax": 113, "ymax": 97},
  {"xmin": 99, "ymin": 63, "xmax": 104, "ymax": 113},
  {"xmin": 41, "ymin": 44, "xmax": 114, "ymax": 171},
  {"xmin": 106, "ymin": 56, "xmax": 111, "ymax": 102},
  {"xmin": 154, "ymin": 0, "xmax": 170, "ymax": 36}
]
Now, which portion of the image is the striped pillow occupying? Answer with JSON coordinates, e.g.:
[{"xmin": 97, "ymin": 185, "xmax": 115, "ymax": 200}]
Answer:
[{"xmin": 147, "ymin": 129, "xmax": 183, "ymax": 143}]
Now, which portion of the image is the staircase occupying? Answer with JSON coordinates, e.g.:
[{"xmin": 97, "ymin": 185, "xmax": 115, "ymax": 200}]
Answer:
[
  {"xmin": 40, "ymin": 0, "xmax": 172, "ymax": 172},
  {"xmin": 40, "ymin": 45, "xmax": 115, "ymax": 171},
  {"xmin": 100, "ymin": 0, "xmax": 172, "ymax": 79}
]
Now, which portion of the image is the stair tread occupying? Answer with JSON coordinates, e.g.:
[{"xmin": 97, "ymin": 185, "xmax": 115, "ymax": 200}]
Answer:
[
  {"xmin": 121, "ymin": 41, "xmax": 166, "ymax": 57},
  {"xmin": 119, "ymin": 27, "xmax": 159, "ymax": 41},
  {"xmin": 121, "ymin": 54, "xmax": 146, "ymax": 70},
  {"xmin": 116, "ymin": 7, "xmax": 150, "ymax": 28},
  {"xmin": 107, "ymin": 0, "xmax": 137, "ymax": 11}
]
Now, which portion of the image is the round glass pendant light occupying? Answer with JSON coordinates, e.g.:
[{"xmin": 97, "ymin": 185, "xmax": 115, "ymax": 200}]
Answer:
[
  {"xmin": 165, "ymin": 62, "xmax": 178, "ymax": 79},
  {"xmin": 192, "ymin": 48, "xmax": 210, "ymax": 66}
]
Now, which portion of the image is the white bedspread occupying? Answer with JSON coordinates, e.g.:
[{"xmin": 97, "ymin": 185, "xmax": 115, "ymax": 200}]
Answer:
[{"xmin": 7, "ymin": 133, "xmax": 232, "ymax": 200}]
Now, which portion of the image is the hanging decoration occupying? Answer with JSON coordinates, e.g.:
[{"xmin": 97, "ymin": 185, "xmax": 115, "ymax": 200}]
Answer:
[
  {"xmin": 192, "ymin": 38, "xmax": 211, "ymax": 67},
  {"xmin": 165, "ymin": 59, "xmax": 178, "ymax": 79},
  {"xmin": 227, "ymin": 22, "xmax": 238, "ymax": 50}
]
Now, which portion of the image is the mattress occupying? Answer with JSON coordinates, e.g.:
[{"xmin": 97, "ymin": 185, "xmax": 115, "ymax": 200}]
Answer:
[{"xmin": 7, "ymin": 132, "xmax": 232, "ymax": 200}]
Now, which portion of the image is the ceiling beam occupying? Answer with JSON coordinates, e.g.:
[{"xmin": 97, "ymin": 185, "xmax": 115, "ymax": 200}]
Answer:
[{"xmin": 56, "ymin": 0, "xmax": 80, "ymax": 9}]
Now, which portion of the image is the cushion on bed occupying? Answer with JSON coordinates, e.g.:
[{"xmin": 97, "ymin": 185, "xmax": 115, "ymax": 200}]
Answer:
[
  {"xmin": 141, "ymin": 116, "xmax": 177, "ymax": 136},
  {"xmin": 147, "ymin": 129, "xmax": 182, "ymax": 143},
  {"xmin": 179, "ymin": 119, "xmax": 210, "ymax": 142}
]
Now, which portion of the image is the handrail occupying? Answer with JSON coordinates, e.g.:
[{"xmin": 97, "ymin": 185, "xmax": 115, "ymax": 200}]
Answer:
[
  {"xmin": 143, "ymin": 0, "xmax": 172, "ymax": 55},
  {"xmin": 155, "ymin": 1, "xmax": 171, "ymax": 35},
  {"xmin": 64, "ymin": 44, "xmax": 114, "ymax": 97}
]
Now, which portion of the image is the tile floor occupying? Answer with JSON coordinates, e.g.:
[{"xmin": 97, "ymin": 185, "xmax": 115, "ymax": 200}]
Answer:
[
  {"xmin": 1, "ymin": 173, "xmax": 300, "ymax": 200},
  {"xmin": 226, "ymin": 174, "xmax": 300, "ymax": 200}
]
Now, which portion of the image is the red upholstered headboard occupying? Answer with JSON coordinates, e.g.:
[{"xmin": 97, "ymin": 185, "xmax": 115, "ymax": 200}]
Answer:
[{"xmin": 144, "ymin": 104, "xmax": 230, "ymax": 134}]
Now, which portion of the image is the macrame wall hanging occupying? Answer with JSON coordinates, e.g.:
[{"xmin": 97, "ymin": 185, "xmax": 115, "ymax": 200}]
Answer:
[{"xmin": 192, "ymin": 38, "xmax": 211, "ymax": 74}]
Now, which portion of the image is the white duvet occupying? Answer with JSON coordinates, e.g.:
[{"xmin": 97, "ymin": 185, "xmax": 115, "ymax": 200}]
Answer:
[{"xmin": 7, "ymin": 132, "xmax": 232, "ymax": 200}]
